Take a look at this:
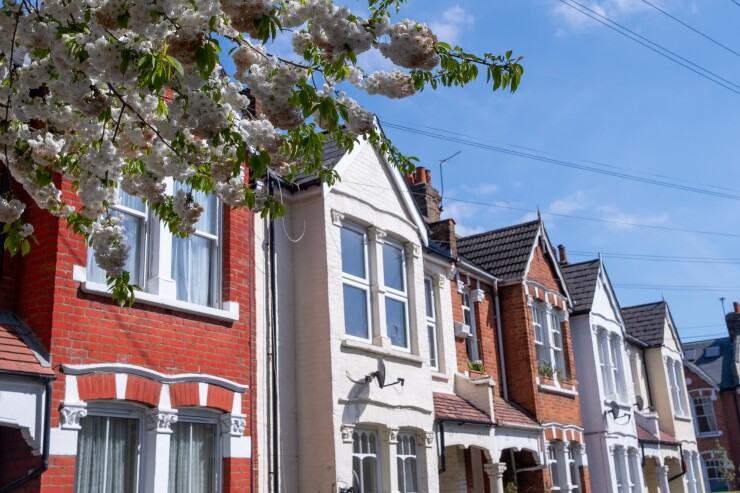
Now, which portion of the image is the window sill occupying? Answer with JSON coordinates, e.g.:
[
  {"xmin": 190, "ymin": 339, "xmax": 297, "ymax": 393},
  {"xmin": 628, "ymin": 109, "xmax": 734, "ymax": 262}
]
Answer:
[
  {"xmin": 674, "ymin": 414, "xmax": 692, "ymax": 422},
  {"xmin": 537, "ymin": 377, "xmax": 578, "ymax": 397},
  {"xmin": 341, "ymin": 339, "xmax": 424, "ymax": 366},
  {"xmin": 74, "ymin": 266, "xmax": 239, "ymax": 322},
  {"xmin": 431, "ymin": 372, "xmax": 450, "ymax": 383},
  {"xmin": 697, "ymin": 431, "xmax": 722, "ymax": 438}
]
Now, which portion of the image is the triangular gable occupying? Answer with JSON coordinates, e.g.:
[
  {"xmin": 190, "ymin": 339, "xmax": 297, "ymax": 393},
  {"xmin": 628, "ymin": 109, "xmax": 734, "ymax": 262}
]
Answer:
[
  {"xmin": 323, "ymin": 129, "xmax": 428, "ymax": 247},
  {"xmin": 663, "ymin": 304, "xmax": 684, "ymax": 353},
  {"xmin": 522, "ymin": 221, "xmax": 573, "ymax": 306},
  {"xmin": 596, "ymin": 261, "xmax": 627, "ymax": 331},
  {"xmin": 685, "ymin": 361, "xmax": 720, "ymax": 389}
]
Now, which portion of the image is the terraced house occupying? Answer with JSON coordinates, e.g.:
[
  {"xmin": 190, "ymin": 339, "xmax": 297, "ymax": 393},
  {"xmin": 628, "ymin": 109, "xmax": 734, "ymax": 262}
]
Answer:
[{"xmin": 0, "ymin": 176, "xmax": 256, "ymax": 493}]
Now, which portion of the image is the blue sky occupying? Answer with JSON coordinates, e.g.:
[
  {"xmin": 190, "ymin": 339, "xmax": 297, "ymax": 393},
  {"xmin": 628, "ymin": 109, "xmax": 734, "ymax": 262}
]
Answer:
[{"xmin": 238, "ymin": 1, "xmax": 740, "ymax": 342}]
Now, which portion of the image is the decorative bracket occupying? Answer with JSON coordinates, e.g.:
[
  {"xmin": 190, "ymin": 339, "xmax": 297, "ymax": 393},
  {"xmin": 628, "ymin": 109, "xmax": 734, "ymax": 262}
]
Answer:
[
  {"xmin": 59, "ymin": 402, "xmax": 88, "ymax": 430},
  {"xmin": 340, "ymin": 424, "xmax": 355, "ymax": 443},
  {"xmin": 331, "ymin": 210, "xmax": 345, "ymax": 227},
  {"xmin": 220, "ymin": 413, "xmax": 247, "ymax": 437},
  {"xmin": 146, "ymin": 409, "xmax": 178, "ymax": 434},
  {"xmin": 471, "ymin": 288, "xmax": 485, "ymax": 303}
]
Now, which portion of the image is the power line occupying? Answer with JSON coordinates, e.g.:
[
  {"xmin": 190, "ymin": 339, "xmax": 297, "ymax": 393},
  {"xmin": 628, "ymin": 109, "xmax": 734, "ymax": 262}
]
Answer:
[
  {"xmin": 640, "ymin": 0, "xmax": 740, "ymax": 59},
  {"xmin": 382, "ymin": 122, "xmax": 740, "ymax": 202},
  {"xmin": 730, "ymin": 0, "xmax": 740, "ymax": 7},
  {"xmin": 380, "ymin": 118, "xmax": 737, "ymax": 194},
  {"xmin": 614, "ymin": 283, "xmax": 740, "ymax": 292},
  {"xmin": 569, "ymin": 250, "xmax": 740, "ymax": 265},
  {"xmin": 556, "ymin": 0, "xmax": 740, "ymax": 96}
]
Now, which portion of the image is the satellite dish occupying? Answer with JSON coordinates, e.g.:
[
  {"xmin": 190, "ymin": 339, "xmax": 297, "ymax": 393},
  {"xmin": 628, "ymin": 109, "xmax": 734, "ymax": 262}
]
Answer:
[
  {"xmin": 610, "ymin": 401, "xmax": 620, "ymax": 420},
  {"xmin": 376, "ymin": 358, "xmax": 386, "ymax": 389},
  {"xmin": 635, "ymin": 395, "xmax": 645, "ymax": 411}
]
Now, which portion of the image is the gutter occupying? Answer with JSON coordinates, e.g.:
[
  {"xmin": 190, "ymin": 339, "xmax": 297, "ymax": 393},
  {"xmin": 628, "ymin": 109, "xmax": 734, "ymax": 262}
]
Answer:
[
  {"xmin": 0, "ymin": 373, "xmax": 55, "ymax": 493},
  {"xmin": 436, "ymin": 418, "xmax": 496, "ymax": 474}
]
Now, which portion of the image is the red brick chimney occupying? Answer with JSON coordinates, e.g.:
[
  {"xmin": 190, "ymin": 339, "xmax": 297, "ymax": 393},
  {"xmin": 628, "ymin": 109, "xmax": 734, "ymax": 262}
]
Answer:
[
  {"xmin": 734, "ymin": 302, "xmax": 740, "ymax": 314},
  {"xmin": 408, "ymin": 166, "xmax": 442, "ymax": 224},
  {"xmin": 726, "ymin": 301, "xmax": 740, "ymax": 342},
  {"xmin": 429, "ymin": 219, "xmax": 457, "ymax": 258},
  {"xmin": 558, "ymin": 244, "xmax": 568, "ymax": 266}
]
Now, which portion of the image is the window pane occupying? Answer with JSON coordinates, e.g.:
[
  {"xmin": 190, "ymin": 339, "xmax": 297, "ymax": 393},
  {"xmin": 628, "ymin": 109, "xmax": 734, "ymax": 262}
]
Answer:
[
  {"xmin": 424, "ymin": 278, "xmax": 434, "ymax": 319},
  {"xmin": 172, "ymin": 234, "xmax": 215, "ymax": 306},
  {"xmin": 74, "ymin": 415, "xmax": 139, "ymax": 493},
  {"xmin": 382, "ymin": 243, "xmax": 404, "ymax": 291},
  {"xmin": 88, "ymin": 211, "xmax": 143, "ymax": 286},
  {"xmin": 119, "ymin": 189, "xmax": 146, "ymax": 213},
  {"xmin": 386, "ymin": 298, "xmax": 407, "ymax": 348},
  {"xmin": 362, "ymin": 457, "xmax": 377, "ymax": 492},
  {"xmin": 341, "ymin": 227, "xmax": 366, "ymax": 278},
  {"xmin": 174, "ymin": 182, "xmax": 217, "ymax": 235},
  {"xmin": 428, "ymin": 324, "xmax": 437, "ymax": 369},
  {"xmin": 169, "ymin": 422, "xmax": 216, "ymax": 493},
  {"xmin": 344, "ymin": 285, "xmax": 369, "ymax": 339}
]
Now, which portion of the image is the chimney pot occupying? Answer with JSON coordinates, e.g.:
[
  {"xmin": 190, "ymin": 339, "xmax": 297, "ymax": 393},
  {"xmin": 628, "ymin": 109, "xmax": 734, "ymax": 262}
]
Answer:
[
  {"xmin": 734, "ymin": 302, "xmax": 740, "ymax": 314},
  {"xmin": 558, "ymin": 244, "xmax": 568, "ymax": 265},
  {"xmin": 425, "ymin": 169, "xmax": 432, "ymax": 185},
  {"xmin": 415, "ymin": 166, "xmax": 426, "ymax": 185}
]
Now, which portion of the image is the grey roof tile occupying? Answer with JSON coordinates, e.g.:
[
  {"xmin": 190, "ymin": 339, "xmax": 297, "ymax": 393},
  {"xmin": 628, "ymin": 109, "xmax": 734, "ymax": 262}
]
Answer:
[
  {"xmin": 561, "ymin": 259, "xmax": 601, "ymax": 314},
  {"xmin": 683, "ymin": 337, "xmax": 734, "ymax": 389},
  {"xmin": 456, "ymin": 220, "xmax": 541, "ymax": 280},
  {"xmin": 621, "ymin": 302, "xmax": 668, "ymax": 347}
]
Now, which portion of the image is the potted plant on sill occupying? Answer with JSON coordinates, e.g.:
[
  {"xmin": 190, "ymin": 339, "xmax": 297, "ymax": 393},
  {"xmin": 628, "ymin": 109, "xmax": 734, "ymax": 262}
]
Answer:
[
  {"xmin": 537, "ymin": 362, "xmax": 556, "ymax": 386},
  {"xmin": 467, "ymin": 359, "xmax": 486, "ymax": 379}
]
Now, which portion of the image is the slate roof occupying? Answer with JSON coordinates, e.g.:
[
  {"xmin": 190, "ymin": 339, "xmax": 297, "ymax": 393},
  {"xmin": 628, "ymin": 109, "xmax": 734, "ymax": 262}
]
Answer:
[
  {"xmin": 291, "ymin": 137, "xmax": 348, "ymax": 188},
  {"xmin": 621, "ymin": 302, "xmax": 669, "ymax": 347},
  {"xmin": 433, "ymin": 392, "xmax": 492, "ymax": 424},
  {"xmin": 636, "ymin": 424, "xmax": 679, "ymax": 445},
  {"xmin": 493, "ymin": 397, "xmax": 540, "ymax": 429},
  {"xmin": 561, "ymin": 259, "xmax": 601, "ymax": 314},
  {"xmin": 457, "ymin": 220, "xmax": 542, "ymax": 280},
  {"xmin": 0, "ymin": 313, "xmax": 54, "ymax": 376},
  {"xmin": 683, "ymin": 337, "xmax": 735, "ymax": 390}
]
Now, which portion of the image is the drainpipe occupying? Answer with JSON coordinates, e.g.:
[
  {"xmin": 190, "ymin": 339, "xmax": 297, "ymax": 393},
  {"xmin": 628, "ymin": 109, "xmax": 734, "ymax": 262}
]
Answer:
[
  {"xmin": 0, "ymin": 374, "xmax": 55, "ymax": 493},
  {"xmin": 493, "ymin": 280, "xmax": 508, "ymax": 402},
  {"xmin": 437, "ymin": 418, "xmax": 497, "ymax": 474},
  {"xmin": 267, "ymin": 178, "xmax": 280, "ymax": 493},
  {"xmin": 642, "ymin": 347, "xmax": 655, "ymax": 410}
]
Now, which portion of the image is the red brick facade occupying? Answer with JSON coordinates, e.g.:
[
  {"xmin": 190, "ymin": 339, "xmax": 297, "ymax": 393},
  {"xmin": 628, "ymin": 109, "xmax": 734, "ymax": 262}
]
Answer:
[{"xmin": 0, "ymin": 178, "xmax": 256, "ymax": 492}]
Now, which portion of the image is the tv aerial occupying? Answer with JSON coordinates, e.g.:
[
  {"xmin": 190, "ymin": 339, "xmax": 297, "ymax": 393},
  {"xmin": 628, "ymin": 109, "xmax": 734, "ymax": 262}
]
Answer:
[{"xmin": 438, "ymin": 151, "xmax": 461, "ymax": 211}]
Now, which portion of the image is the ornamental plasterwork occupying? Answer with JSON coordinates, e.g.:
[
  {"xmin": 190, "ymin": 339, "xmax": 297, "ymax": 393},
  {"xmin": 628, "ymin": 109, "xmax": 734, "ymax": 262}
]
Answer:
[
  {"xmin": 368, "ymin": 226, "xmax": 387, "ymax": 243},
  {"xmin": 423, "ymin": 432, "xmax": 435, "ymax": 448},
  {"xmin": 220, "ymin": 414, "xmax": 247, "ymax": 437},
  {"xmin": 386, "ymin": 428, "xmax": 399, "ymax": 444},
  {"xmin": 447, "ymin": 266, "xmax": 458, "ymax": 280},
  {"xmin": 471, "ymin": 288, "xmax": 485, "ymax": 303},
  {"xmin": 331, "ymin": 210, "xmax": 345, "ymax": 227},
  {"xmin": 456, "ymin": 280, "xmax": 465, "ymax": 294},
  {"xmin": 435, "ymin": 273, "xmax": 446, "ymax": 289},
  {"xmin": 404, "ymin": 243, "xmax": 421, "ymax": 259},
  {"xmin": 483, "ymin": 462, "xmax": 507, "ymax": 477},
  {"xmin": 146, "ymin": 409, "xmax": 178, "ymax": 433},
  {"xmin": 340, "ymin": 424, "xmax": 355, "ymax": 443},
  {"xmin": 59, "ymin": 402, "xmax": 88, "ymax": 430}
]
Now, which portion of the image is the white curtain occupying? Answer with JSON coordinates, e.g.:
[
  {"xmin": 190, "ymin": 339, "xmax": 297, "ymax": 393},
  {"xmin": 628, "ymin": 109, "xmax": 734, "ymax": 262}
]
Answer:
[
  {"xmin": 168, "ymin": 422, "xmax": 216, "ymax": 493},
  {"xmin": 74, "ymin": 416, "xmax": 138, "ymax": 493}
]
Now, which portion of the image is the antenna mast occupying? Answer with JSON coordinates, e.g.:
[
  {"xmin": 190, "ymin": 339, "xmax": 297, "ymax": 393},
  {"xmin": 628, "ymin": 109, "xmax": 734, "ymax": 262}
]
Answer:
[{"xmin": 438, "ymin": 151, "xmax": 461, "ymax": 210}]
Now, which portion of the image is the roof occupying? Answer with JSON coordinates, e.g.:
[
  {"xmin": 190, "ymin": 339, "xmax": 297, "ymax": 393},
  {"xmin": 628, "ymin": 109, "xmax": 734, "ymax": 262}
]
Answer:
[
  {"xmin": 683, "ymin": 337, "xmax": 734, "ymax": 389},
  {"xmin": 291, "ymin": 136, "xmax": 348, "ymax": 188},
  {"xmin": 561, "ymin": 259, "xmax": 601, "ymax": 314},
  {"xmin": 636, "ymin": 424, "xmax": 679, "ymax": 445},
  {"xmin": 0, "ymin": 313, "xmax": 54, "ymax": 377},
  {"xmin": 457, "ymin": 220, "xmax": 542, "ymax": 280},
  {"xmin": 622, "ymin": 302, "xmax": 669, "ymax": 347},
  {"xmin": 493, "ymin": 397, "xmax": 540, "ymax": 429},
  {"xmin": 433, "ymin": 392, "xmax": 492, "ymax": 424}
]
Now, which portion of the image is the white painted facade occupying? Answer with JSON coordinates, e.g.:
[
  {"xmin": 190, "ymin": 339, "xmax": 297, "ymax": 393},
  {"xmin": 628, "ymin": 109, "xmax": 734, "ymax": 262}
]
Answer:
[
  {"xmin": 0, "ymin": 373, "xmax": 49, "ymax": 455},
  {"xmin": 569, "ymin": 263, "xmax": 645, "ymax": 493}
]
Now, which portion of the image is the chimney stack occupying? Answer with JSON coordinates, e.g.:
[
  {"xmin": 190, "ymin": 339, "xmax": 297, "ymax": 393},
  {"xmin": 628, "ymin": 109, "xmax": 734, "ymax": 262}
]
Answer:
[
  {"xmin": 558, "ymin": 244, "xmax": 569, "ymax": 266},
  {"xmin": 726, "ymin": 301, "xmax": 740, "ymax": 342},
  {"xmin": 429, "ymin": 219, "xmax": 457, "ymax": 258},
  {"xmin": 408, "ymin": 166, "xmax": 442, "ymax": 224}
]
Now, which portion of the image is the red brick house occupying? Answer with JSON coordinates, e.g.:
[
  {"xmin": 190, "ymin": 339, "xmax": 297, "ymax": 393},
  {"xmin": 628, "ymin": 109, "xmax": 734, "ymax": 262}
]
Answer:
[
  {"xmin": 0, "ymin": 177, "xmax": 256, "ymax": 492},
  {"xmin": 457, "ymin": 219, "xmax": 591, "ymax": 493}
]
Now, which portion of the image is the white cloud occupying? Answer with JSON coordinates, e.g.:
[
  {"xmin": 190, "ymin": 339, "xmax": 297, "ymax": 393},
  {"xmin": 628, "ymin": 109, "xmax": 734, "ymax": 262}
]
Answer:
[
  {"xmin": 548, "ymin": 190, "xmax": 589, "ymax": 215},
  {"xmin": 453, "ymin": 182, "xmax": 500, "ymax": 197},
  {"xmin": 430, "ymin": 5, "xmax": 475, "ymax": 46},
  {"xmin": 597, "ymin": 204, "xmax": 669, "ymax": 230},
  {"xmin": 441, "ymin": 199, "xmax": 486, "ymax": 237}
]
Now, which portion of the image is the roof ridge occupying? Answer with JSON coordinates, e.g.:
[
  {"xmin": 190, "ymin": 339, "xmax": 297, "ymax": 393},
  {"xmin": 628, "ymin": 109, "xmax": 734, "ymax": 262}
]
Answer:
[
  {"xmin": 561, "ymin": 258, "xmax": 601, "ymax": 269},
  {"xmin": 458, "ymin": 219, "xmax": 541, "ymax": 242},
  {"xmin": 622, "ymin": 300, "xmax": 666, "ymax": 311}
]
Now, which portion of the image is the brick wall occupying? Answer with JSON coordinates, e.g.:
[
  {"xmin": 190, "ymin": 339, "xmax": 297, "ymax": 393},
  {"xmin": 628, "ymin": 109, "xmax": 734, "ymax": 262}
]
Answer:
[
  {"xmin": 0, "ymin": 426, "xmax": 40, "ymax": 492},
  {"xmin": 3, "ymin": 178, "xmax": 256, "ymax": 492}
]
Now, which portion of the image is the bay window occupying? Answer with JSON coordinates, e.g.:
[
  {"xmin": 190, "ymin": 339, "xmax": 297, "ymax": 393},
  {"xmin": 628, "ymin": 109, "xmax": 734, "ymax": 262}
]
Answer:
[
  {"xmin": 533, "ymin": 303, "xmax": 547, "ymax": 364},
  {"xmin": 352, "ymin": 429, "xmax": 381, "ymax": 493},
  {"xmin": 168, "ymin": 419, "xmax": 219, "ymax": 493},
  {"xmin": 341, "ymin": 225, "xmax": 371, "ymax": 341},
  {"xmin": 74, "ymin": 411, "xmax": 141, "ymax": 493},
  {"xmin": 396, "ymin": 433, "xmax": 420, "ymax": 493},
  {"xmin": 548, "ymin": 444, "xmax": 561, "ymax": 491},
  {"xmin": 597, "ymin": 330, "xmax": 628, "ymax": 402},
  {"xmin": 424, "ymin": 276, "xmax": 439, "ymax": 370}
]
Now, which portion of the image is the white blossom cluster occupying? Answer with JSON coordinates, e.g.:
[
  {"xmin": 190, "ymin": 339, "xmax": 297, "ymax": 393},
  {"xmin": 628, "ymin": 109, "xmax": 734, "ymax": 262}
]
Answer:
[{"xmin": 0, "ymin": 0, "xmax": 447, "ymax": 280}]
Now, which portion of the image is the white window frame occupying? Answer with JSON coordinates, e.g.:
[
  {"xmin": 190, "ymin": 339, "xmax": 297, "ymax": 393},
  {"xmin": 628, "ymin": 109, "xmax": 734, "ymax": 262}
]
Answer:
[
  {"xmin": 168, "ymin": 410, "xmax": 222, "ymax": 493},
  {"xmin": 463, "ymin": 289, "xmax": 480, "ymax": 362},
  {"xmin": 627, "ymin": 449, "xmax": 641, "ymax": 493},
  {"xmin": 424, "ymin": 276, "xmax": 439, "ymax": 371},
  {"xmin": 532, "ymin": 300, "xmax": 567, "ymax": 378},
  {"xmin": 548, "ymin": 443, "xmax": 562, "ymax": 492},
  {"xmin": 567, "ymin": 444, "xmax": 581, "ymax": 491},
  {"xmin": 597, "ymin": 330, "xmax": 613, "ymax": 398},
  {"xmin": 666, "ymin": 358, "xmax": 688, "ymax": 417},
  {"xmin": 74, "ymin": 404, "xmax": 145, "ymax": 493},
  {"xmin": 341, "ymin": 223, "xmax": 373, "ymax": 342},
  {"xmin": 396, "ymin": 432, "xmax": 420, "ymax": 493},
  {"xmin": 533, "ymin": 303, "xmax": 547, "ymax": 365},
  {"xmin": 85, "ymin": 181, "xmax": 223, "ymax": 309},
  {"xmin": 692, "ymin": 395, "xmax": 718, "ymax": 435},
  {"xmin": 382, "ymin": 239, "xmax": 410, "ymax": 351},
  {"xmin": 352, "ymin": 429, "xmax": 382, "ymax": 493}
]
